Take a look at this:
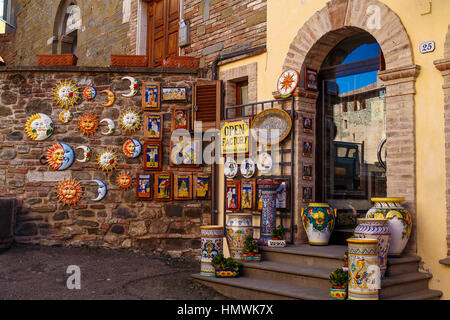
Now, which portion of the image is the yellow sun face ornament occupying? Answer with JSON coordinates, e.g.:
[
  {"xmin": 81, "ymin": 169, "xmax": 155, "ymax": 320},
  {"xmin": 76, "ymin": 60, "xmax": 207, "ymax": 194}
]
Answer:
[
  {"xmin": 52, "ymin": 80, "xmax": 81, "ymax": 108},
  {"xmin": 25, "ymin": 113, "xmax": 54, "ymax": 141},
  {"xmin": 119, "ymin": 109, "xmax": 142, "ymax": 133},
  {"xmin": 55, "ymin": 178, "xmax": 83, "ymax": 206},
  {"xmin": 96, "ymin": 148, "xmax": 119, "ymax": 172},
  {"xmin": 117, "ymin": 172, "xmax": 133, "ymax": 190},
  {"xmin": 78, "ymin": 113, "xmax": 99, "ymax": 136}
]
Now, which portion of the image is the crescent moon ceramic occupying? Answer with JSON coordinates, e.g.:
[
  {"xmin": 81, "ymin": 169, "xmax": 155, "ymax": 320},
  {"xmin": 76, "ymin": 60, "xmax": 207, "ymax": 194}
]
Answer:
[
  {"xmin": 123, "ymin": 138, "xmax": 142, "ymax": 158},
  {"xmin": 100, "ymin": 118, "xmax": 116, "ymax": 136},
  {"xmin": 25, "ymin": 113, "xmax": 54, "ymax": 141},
  {"xmin": 89, "ymin": 179, "xmax": 107, "ymax": 202},
  {"xmin": 240, "ymin": 158, "xmax": 256, "ymax": 178},
  {"xmin": 96, "ymin": 148, "xmax": 119, "ymax": 172},
  {"xmin": 117, "ymin": 172, "xmax": 133, "ymax": 190},
  {"xmin": 83, "ymin": 86, "xmax": 97, "ymax": 100},
  {"xmin": 100, "ymin": 89, "xmax": 115, "ymax": 107},
  {"xmin": 55, "ymin": 178, "xmax": 83, "ymax": 206},
  {"xmin": 52, "ymin": 80, "xmax": 81, "ymax": 108},
  {"xmin": 119, "ymin": 109, "xmax": 142, "ymax": 133},
  {"xmin": 122, "ymin": 76, "xmax": 138, "ymax": 97},
  {"xmin": 59, "ymin": 110, "xmax": 73, "ymax": 124},
  {"xmin": 76, "ymin": 146, "xmax": 91, "ymax": 163},
  {"xmin": 257, "ymin": 152, "xmax": 273, "ymax": 173},
  {"xmin": 46, "ymin": 142, "xmax": 75, "ymax": 171},
  {"xmin": 224, "ymin": 158, "xmax": 238, "ymax": 179},
  {"xmin": 78, "ymin": 113, "xmax": 99, "ymax": 136}
]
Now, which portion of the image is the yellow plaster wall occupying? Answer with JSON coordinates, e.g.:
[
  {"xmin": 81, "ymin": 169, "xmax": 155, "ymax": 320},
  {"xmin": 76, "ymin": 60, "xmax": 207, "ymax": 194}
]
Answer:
[{"xmin": 218, "ymin": 0, "xmax": 450, "ymax": 297}]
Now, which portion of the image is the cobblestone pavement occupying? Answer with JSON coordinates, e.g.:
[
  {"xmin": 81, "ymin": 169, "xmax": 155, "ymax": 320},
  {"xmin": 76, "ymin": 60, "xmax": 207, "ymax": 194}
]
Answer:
[{"xmin": 0, "ymin": 244, "xmax": 227, "ymax": 300}]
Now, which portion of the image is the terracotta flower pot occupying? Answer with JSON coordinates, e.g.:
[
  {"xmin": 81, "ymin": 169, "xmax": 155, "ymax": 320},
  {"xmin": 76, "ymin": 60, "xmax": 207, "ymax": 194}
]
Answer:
[
  {"xmin": 110, "ymin": 54, "xmax": 148, "ymax": 67},
  {"xmin": 37, "ymin": 54, "xmax": 78, "ymax": 66},
  {"xmin": 162, "ymin": 55, "xmax": 200, "ymax": 69}
]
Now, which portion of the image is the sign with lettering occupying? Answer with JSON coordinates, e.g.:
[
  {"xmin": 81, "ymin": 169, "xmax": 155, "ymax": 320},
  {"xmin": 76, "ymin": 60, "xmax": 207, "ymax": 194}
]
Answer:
[
  {"xmin": 220, "ymin": 118, "xmax": 251, "ymax": 155},
  {"xmin": 419, "ymin": 41, "xmax": 435, "ymax": 54}
]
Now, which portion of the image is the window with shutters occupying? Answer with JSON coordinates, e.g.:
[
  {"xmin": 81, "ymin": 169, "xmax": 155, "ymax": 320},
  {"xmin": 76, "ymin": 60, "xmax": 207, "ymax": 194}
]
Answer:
[
  {"xmin": 147, "ymin": 0, "xmax": 180, "ymax": 67},
  {"xmin": 193, "ymin": 80, "xmax": 222, "ymax": 131}
]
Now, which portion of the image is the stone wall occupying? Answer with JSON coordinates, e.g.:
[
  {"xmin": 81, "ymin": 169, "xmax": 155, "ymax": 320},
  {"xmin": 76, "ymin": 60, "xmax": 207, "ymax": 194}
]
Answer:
[
  {"xmin": 8, "ymin": 0, "xmax": 134, "ymax": 67},
  {"xmin": 182, "ymin": 0, "xmax": 267, "ymax": 70},
  {"xmin": 0, "ymin": 66, "xmax": 211, "ymax": 257}
]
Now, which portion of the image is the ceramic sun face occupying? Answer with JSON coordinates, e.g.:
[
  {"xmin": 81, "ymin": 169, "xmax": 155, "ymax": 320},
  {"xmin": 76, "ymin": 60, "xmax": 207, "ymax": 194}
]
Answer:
[
  {"xmin": 78, "ymin": 113, "xmax": 99, "ymax": 136},
  {"xmin": 83, "ymin": 86, "xmax": 97, "ymax": 100},
  {"xmin": 52, "ymin": 80, "xmax": 81, "ymax": 108},
  {"xmin": 119, "ymin": 109, "xmax": 142, "ymax": 133},
  {"xmin": 59, "ymin": 110, "xmax": 73, "ymax": 124},
  {"xmin": 123, "ymin": 138, "xmax": 142, "ymax": 158},
  {"xmin": 117, "ymin": 172, "xmax": 133, "ymax": 190},
  {"xmin": 96, "ymin": 148, "xmax": 119, "ymax": 171},
  {"xmin": 25, "ymin": 113, "xmax": 54, "ymax": 141},
  {"xmin": 46, "ymin": 142, "xmax": 75, "ymax": 170},
  {"xmin": 55, "ymin": 178, "xmax": 83, "ymax": 206}
]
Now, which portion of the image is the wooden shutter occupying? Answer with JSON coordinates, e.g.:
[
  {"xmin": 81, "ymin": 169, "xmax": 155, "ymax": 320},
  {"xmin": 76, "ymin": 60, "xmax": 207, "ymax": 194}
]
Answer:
[
  {"xmin": 194, "ymin": 80, "xmax": 222, "ymax": 131},
  {"xmin": 147, "ymin": 0, "xmax": 180, "ymax": 67}
]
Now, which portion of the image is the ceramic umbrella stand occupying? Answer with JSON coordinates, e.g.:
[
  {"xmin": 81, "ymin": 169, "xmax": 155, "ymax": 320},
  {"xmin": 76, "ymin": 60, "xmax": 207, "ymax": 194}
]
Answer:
[
  {"xmin": 200, "ymin": 226, "xmax": 224, "ymax": 276},
  {"xmin": 257, "ymin": 180, "xmax": 280, "ymax": 246},
  {"xmin": 226, "ymin": 213, "xmax": 253, "ymax": 261},
  {"xmin": 347, "ymin": 238, "xmax": 380, "ymax": 300}
]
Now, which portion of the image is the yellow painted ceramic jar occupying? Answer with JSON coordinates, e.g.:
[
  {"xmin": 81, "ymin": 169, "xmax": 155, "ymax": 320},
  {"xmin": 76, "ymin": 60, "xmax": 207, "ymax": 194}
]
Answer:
[
  {"xmin": 301, "ymin": 203, "xmax": 336, "ymax": 245},
  {"xmin": 200, "ymin": 226, "xmax": 224, "ymax": 276},
  {"xmin": 226, "ymin": 213, "xmax": 253, "ymax": 261}
]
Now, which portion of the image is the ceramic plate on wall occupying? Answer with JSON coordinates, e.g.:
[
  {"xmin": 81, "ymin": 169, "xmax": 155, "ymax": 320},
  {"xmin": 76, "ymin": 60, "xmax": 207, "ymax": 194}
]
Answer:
[
  {"xmin": 240, "ymin": 158, "xmax": 256, "ymax": 178},
  {"xmin": 277, "ymin": 69, "xmax": 299, "ymax": 97},
  {"xmin": 224, "ymin": 158, "xmax": 238, "ymax": 179},
  {"xmin": 257, "ymin": 152, "xmax": 273, "ymax": 173},
  {"xmin": 251, "ymin": 108, "xmax": 292, "ymax": 146}
]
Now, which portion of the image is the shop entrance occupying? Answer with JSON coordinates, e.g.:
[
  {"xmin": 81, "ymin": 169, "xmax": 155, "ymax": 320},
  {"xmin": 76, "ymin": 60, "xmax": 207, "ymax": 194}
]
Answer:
[{"xmin": 315, "ymin": 33, "xmax": 387, "ymax": 235}]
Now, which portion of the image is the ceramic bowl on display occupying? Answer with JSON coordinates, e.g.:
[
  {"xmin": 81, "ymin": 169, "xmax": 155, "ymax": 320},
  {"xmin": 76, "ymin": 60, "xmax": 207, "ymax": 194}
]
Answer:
[
  {"xmin": 240, "ymin": 158, "xmax": 256, "ymax": 178},
  {"xmin": 251, "ymin": 108, "xmax": 292, "ymax": 146},
  {"xmin": 257, "ymin": 152, "xmax": 273, "ymax": 173},
  {"xmin": 224, "ymin": 158, "xmax": 238, "ymax": 178}
]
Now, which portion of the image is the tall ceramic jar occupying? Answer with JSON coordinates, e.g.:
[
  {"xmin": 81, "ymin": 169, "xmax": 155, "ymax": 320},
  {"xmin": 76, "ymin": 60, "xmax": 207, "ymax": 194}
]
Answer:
[
  {"xmin": 226, "ymin": 213, "xmax": 253, "ymax": 261},
  {"xmin": 354, "ymin": 218, "xmax": 391, "ymax": 278},
  {"xmin": 257, "ymin": 180, "xmax": 279, "ymax": 246},
  {"xmin": 200, "ymin": 226, "xmax": 224, "ymax": 277},
  {"xmin": 301, "ymin": 203, "xmax": 336, "ymax": 245},
  {"xmin": 347, "ymin": 238, "xmax": 380, "ymax": 300},
  {"xmin": 366, "ymin": 198, "xmax": 412, "ymax": 256}
]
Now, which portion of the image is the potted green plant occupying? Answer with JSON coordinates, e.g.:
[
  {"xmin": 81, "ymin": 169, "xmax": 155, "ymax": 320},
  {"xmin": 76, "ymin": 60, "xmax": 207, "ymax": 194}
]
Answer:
[
  {"xmin": 242, "ymin": 235, "xmax": 262, "ymax": 262},
  {"xmin": 329, "ymin": 267, "xmax": 348, "ymax": 300},
  {"xmin": 271, "ymin": 225, "xmax": 285, "ymax": 240},
  {"xmin": 211, "ymin": 254, "xmax": 242, "ymax": 278}
]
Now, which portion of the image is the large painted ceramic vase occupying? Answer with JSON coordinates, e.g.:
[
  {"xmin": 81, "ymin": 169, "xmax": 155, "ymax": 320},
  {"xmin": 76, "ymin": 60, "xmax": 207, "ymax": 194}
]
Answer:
[
  {"xmin": 354, "ymin": 218, "xmax": 391, "ymax": 278},
  {"xmin": 347, "ymin": 238, "xmax": 380, "ymax": 300},
  {"xmin": 226, "ymin": 213, "xmax": 253, "ymax": 261},
  {"xmin": 257, "ymin": 180, "xmax": 279, "ymax": 246},
  {"xmin": 366, "ymin": 198, "xmax": 412, "ymax": 256},
  {"xmin": 301, "ymin": 202, "xmax": 336, "ymax": 245},
  {"xmin": 200, "ymin": 226, "xmax": 224, "ymax": 277}
]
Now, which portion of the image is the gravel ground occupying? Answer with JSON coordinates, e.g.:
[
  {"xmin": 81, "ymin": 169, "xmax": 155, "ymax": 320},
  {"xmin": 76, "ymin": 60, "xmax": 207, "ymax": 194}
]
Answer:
[{"xmin": 0, "ymin": 244, "xmax": 227, "ymax": 300}]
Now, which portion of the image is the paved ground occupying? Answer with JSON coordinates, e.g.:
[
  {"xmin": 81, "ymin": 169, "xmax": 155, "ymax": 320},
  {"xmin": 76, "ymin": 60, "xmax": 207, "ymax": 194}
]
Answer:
[{"xmin": 0, "ymin": 244, "xmax": 227, "ymax": 300}]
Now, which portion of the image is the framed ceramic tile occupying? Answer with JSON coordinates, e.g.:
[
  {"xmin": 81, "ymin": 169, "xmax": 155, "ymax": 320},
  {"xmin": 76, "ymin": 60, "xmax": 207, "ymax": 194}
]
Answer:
[
  {"xmin": 194, "ymin": 173, "xmax": 211, "ymax": 200},
  {"xmin": 302, "ymin": 186, "xmax": 313, "ymax": 202},
  {"xmin": 162, "ymin": 87, "xmax": 188, "ymax": 102},
  {"xmin": 303, "ymin": 115, "xmax": 313, "ymax": 133},
  {"xmin": 302, "ymin": 140, "xmax": 313, "ymax": 158},
  {"xmin": 241, "ymin": 179, "xmax": 256, "ymax": 210},
  {"xmin": 225, "ymin": 180, "xmax": 241, "ymax": 212},
  {"xmin": 173, "ymin": 173, "xmax": 193, "ymax": 200},
  {"xmin": 170, "ymin": 137, "xmax": 201, "ymax": 167},
  {"xmin": 171, "ymin": 106, "xmax": 190, "ymax": 131},
  {"xmin": 275, "ymin": 179, "xmax": 290, "ymax": 210},
  {"xmin": 143, "ymin": 112, "xmax": 163, "ymax": 140},
  {"xmin": 154, "ymin": 172, "xmax": 172, "ymax": 201},
  {"xmin": 256, "ymin": 181, "xmax": 263, "ymax": 211},
  {"xmin": 302, "ymin": 163, "xmax": 313, "ymax": 180},
  {"xmin": 136, "ymin": 173, "xmax": 152, "ymax": 200},
  {"xmin": 305, "ymin": 68, "xmax": 318, "ymax": 91},
  {"xmin": 142, "ymin": 82, "xmax": 160, "ymax": 111},
  {"xmin": 143, "ymin": 141, "xmax": 162, "ymax": 171}
]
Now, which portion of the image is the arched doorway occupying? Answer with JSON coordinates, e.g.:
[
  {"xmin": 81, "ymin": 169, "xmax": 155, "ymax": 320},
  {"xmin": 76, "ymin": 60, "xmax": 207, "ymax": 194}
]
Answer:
[
  {"xmin": 52, "ymin": 1, "xmax": 81, "ymax": 55},
  {"xmin": 282, "ymin": 0, "xmax": 419, "ymax": 253},
  {"xmin": 316, "ymin": 31, "xmax": 387, "ymax": 238}
]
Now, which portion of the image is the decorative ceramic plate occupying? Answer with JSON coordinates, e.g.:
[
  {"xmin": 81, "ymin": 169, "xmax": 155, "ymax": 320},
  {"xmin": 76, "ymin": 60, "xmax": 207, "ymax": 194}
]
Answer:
[
  {"xmin": 240, "ymin": 158, "xmax": 256, "ymax": 178},
  {"xmin": 277, "ymin": 69, "xmax": 299, "ymax": 97},
  {"xmin": 257, "ymin": 152, "xmax": 273, "ymax": 173},
  {"xmin": 224, "ymin": 158, "xmax": 238, "ymax": 179},
  {"xmin": 251, "ymin": 108, "xmax": 292, "ymax": 146}
]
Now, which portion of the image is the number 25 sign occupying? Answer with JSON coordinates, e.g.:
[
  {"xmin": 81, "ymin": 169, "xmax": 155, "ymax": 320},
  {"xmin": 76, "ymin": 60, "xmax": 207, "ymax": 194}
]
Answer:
[{"xmin": 420, "ymin": 41, "xmax": 435, "ymax": 54}]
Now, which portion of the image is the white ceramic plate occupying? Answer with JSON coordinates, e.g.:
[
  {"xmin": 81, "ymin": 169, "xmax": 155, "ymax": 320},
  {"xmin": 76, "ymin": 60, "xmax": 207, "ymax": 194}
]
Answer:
[
  {"xmin": 240, "ymin": 158, "xmax": 256, "ymax": 178},
  {"xmin": 224, "ymin": 158, "xmax": 238, "ymax": 178}
]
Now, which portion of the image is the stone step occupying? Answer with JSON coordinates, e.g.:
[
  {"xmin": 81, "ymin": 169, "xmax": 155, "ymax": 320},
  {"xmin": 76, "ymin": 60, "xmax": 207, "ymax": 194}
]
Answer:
[
  {"xmin": 385, "ymin": 289, "xmax": 443, "ymax": 300},
  {"xmin": 241, "ymin": 261, "xmax": 331, "ymax": 291},
  {"xmin": 380, "ymin": 272, "xmax": 433, "ymax": 299},
  {"xmin": 191, "ymin": 273, "xmax": 330, "ymax": 300},
  {"xmin": 386, "ymin": 255, "xmax": 421, "ymax": 276},
  {"xmin": 260, "ymin": 245, "xmax": 346, "ymax": 270}
]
